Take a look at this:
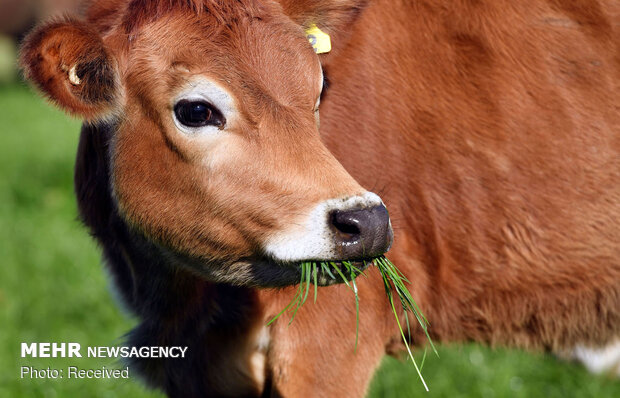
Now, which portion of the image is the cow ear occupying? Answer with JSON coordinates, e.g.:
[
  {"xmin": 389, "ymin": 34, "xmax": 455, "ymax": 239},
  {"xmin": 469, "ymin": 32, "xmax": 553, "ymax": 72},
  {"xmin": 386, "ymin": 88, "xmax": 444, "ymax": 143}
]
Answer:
[
  {"xmin": 279, "ymin": 0, "xmax": 369, "ymax": 33},
  {"xmin": 19, "ymin": 17, "xmax": 117, "ymax": 120}
]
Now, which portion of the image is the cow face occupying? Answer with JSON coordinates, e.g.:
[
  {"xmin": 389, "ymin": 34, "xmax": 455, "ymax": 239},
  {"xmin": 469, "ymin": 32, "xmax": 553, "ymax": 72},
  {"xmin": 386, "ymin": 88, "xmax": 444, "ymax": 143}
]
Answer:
[{"xmin": 20, "ymin": 1, "xmax": 392, "ymax": 287}]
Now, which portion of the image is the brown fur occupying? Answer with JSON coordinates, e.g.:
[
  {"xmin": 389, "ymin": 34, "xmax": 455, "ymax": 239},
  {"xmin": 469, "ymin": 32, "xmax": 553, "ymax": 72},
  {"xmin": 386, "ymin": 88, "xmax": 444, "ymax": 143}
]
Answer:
[{"xmin": 20, "ymin": 0, "xmax": 620, "ymax": 396}]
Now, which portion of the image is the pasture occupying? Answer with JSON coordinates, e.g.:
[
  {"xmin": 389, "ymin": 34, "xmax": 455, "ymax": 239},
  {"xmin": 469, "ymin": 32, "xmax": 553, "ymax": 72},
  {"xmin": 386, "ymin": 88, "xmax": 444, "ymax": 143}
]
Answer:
[{"xmin": 1, "ymin": 81, "xmax": 619, "ymax": 397}]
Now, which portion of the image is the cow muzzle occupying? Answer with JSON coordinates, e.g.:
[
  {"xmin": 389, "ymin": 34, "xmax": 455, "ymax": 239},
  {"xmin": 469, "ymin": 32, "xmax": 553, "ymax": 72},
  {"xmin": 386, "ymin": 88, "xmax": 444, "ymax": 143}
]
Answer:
[{"xmin": 263, "ymin": 192, "xmax": 393, "ymax": 264}]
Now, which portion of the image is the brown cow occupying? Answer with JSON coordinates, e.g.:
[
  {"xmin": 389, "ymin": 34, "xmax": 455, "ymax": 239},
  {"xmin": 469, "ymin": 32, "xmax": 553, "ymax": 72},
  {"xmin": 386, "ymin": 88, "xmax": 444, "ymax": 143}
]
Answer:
[{"xmin": 19, "ymin": 0, "xmax": 620, "ymax": 397}]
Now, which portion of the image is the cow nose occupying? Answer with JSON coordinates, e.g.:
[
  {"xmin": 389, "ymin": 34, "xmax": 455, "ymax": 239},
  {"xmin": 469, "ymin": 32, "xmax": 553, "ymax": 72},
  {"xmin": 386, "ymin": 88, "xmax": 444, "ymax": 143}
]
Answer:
[{"xmin": 330, "ymin": 205, "xmax": 393, "ymax": 259}]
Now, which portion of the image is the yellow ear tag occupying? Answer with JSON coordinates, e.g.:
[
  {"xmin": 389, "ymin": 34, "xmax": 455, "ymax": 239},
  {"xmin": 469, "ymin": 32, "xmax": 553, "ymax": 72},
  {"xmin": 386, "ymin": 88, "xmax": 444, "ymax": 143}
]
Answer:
[{"xmin": 306, "ymin": 24, "xmax": 331, "ymax": 54}]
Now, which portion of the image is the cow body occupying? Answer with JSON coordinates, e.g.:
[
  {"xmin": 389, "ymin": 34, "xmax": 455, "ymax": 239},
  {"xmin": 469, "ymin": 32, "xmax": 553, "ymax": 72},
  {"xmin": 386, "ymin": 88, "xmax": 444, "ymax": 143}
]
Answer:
[
  {"xmin": 21, "ymin": 0, "xmax": 619, "ymax": 397},
  {"xmin": 320, "ymin": 0, "xmax": 620, "ymax": 348},
  {"xmin": 269, "ymin": 1, "xmax": 620, "ymax": 394}
]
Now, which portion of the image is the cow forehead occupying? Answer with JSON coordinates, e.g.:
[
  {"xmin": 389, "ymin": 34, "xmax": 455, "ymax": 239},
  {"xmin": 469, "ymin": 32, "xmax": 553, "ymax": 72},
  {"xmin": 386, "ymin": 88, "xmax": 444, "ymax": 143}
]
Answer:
[{"xmin": 125, "ymin": 11, "xmax": 321, "ymax": 113}]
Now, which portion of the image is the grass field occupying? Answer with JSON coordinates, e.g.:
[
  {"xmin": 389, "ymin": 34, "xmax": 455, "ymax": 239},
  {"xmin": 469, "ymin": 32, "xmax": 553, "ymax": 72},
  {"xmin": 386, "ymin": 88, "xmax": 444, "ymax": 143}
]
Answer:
[{"xmin": 1, "ymin": 82, "xmax": 618, "ymax": 397}]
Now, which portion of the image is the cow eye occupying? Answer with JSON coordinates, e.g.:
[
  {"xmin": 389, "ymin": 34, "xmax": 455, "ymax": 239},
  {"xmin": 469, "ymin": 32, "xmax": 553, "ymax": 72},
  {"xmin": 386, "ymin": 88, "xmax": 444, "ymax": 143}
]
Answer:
[{"xmin": 174, "ymin": 100, "xmax": 226, "ymax": 129}]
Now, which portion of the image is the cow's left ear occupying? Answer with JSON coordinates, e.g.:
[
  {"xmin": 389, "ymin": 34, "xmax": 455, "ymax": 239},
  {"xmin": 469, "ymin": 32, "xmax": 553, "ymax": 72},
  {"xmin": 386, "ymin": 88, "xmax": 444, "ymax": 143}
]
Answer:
[
  {"xmin": 279, "ymin": 0, "xmax": 369, "ymax": 39},
  {"xmin": 19, "ymin": 17, "xmax": 118, "ymax": 120}
]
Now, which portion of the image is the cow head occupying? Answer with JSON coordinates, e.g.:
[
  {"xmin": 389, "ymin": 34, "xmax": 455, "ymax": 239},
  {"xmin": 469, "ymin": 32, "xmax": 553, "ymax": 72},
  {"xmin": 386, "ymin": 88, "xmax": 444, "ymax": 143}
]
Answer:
[{"xmin": 20, "ymin": 0, "xmax": 390, "ymax": 287}]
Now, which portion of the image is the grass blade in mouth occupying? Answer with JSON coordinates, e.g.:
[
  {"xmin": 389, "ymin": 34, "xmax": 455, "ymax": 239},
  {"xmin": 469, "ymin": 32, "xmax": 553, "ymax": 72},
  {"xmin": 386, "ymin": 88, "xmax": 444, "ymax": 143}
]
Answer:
[
  {"xmin": 313, "ymin": 264, "xmax": 318, "ymax": 303},
  {"xmin": 268, "ymin": 256, "xmax": 435, "ymax": 389},
  {"xmin": 320, "ymin": 261, "xmax": 336, "ymax": 280},
  {"xmin": 376, "ymin": 256, "xmax": 433, "ymax": 391},
  {"xmin": 351, "ymin": 272, "xmax": 360, "ymax": 352},
  {"xmin": 266, "ymin": 262, "xmax": 307, "ymax": 326},
  {"xmin": 375, "ymin": 257, "xmax": 437, "ymax": 356}
]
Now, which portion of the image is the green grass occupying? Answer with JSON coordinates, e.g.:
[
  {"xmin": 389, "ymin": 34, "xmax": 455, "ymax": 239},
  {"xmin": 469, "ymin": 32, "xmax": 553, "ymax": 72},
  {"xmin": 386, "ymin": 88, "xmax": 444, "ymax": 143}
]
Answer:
[
  {"xmin": 1, "ymin": 82, "xmax": 619, "ymax": 397},
  {"xmin": 0, "ymin": 82, "xmax": 163, "ymax": 397}
]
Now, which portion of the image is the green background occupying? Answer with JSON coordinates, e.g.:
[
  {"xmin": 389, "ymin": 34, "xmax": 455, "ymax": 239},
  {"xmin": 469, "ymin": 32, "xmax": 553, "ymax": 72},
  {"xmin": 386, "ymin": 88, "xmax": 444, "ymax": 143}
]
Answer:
[{"xmin": 0, "ymin": 59, "xmax": 618, "ymax": 397}]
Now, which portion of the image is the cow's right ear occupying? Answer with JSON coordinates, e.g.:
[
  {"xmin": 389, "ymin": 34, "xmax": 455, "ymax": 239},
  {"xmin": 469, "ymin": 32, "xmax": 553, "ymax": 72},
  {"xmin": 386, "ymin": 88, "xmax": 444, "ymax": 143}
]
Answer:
[{"xmin": 20, "ymin": 18, "xmax": 117, "ymax": 120}]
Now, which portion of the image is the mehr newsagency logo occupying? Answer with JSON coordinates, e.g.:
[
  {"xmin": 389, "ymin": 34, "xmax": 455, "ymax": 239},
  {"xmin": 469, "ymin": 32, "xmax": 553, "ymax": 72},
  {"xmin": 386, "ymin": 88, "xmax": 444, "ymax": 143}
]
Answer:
[{"xmin": 20, "ymin": 342, "xmax": 188, "ymax": 380}]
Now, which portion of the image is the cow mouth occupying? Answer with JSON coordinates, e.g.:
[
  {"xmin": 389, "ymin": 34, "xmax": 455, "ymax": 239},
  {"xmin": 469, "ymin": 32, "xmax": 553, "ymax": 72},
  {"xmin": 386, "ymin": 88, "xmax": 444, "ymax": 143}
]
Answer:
[
  {"xmin": 297, "ymin": 258, "xmax": 373, "ymax": 286},
  {"xmin": 240, "ymin": 256, "xmax": 377, "ymax": 288},
  {"xmin": 273, "ymin": 257, "xmax": 376, "ymax": 287}
]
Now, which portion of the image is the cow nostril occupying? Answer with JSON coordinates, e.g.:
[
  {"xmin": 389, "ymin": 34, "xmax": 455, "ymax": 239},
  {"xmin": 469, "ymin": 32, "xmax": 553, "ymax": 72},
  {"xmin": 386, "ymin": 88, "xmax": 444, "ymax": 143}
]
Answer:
[
  {"xmin": 330, "ymin": 211, "xmax": 362, "ymax": 241},
  {"xmin": 329, "ymin": 205, "xmax": 393, "ymax": 259}
]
